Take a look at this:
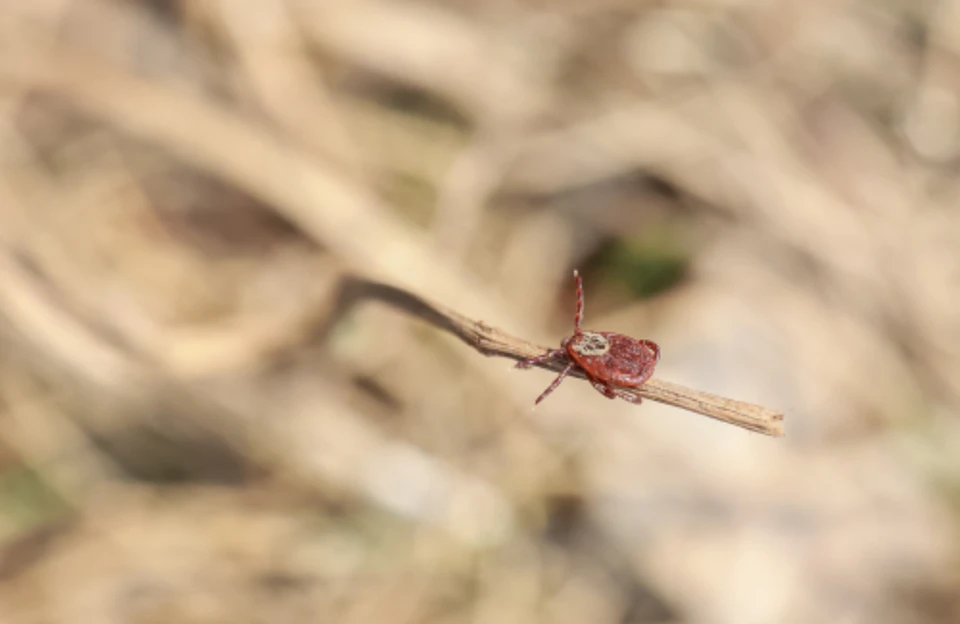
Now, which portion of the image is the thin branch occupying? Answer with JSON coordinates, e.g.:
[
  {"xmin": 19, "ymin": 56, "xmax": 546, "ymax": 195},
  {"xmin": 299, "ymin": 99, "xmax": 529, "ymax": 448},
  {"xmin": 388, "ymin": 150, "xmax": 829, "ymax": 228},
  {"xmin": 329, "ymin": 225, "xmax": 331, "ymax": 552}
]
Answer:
[{"xmin": 340, "ymin": 277, "xmax": 785, "ymax": 437}]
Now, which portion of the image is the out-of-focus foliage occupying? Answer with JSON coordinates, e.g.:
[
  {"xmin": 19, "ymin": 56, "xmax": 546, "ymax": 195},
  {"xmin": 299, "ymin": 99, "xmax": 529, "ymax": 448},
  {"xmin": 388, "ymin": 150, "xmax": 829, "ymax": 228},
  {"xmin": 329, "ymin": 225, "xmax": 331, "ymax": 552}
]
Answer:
[{"xmin": 0, "ymin": 0, "xmax": 959, "ymax": 622}]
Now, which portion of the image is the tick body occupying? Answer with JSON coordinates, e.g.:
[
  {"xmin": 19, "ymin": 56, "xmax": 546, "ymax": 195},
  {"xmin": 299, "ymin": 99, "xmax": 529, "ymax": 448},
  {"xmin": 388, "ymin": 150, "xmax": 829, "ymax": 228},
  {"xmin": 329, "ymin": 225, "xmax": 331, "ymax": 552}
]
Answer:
[{"xmin": 516, "ymin": 270, "xmax": 660, "ymax": 405}]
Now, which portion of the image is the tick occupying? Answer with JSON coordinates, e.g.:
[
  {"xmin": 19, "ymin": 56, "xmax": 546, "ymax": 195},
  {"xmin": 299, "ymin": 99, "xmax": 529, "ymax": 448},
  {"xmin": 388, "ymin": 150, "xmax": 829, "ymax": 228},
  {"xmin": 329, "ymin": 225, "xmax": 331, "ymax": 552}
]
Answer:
[{"xmin": 516, "ymin": 270, "xmax": 660, "ymax": 405}]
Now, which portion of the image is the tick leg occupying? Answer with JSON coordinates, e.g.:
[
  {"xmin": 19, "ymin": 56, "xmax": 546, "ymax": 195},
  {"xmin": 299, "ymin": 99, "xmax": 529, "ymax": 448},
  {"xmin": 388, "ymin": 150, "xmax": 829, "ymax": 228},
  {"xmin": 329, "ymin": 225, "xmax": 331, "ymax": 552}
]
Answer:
[
  {"xmin": 533, "ymin": 362, "xmax": 576, "ymax": 405},
  {"xmin": 614, "ymin": 388, "xmax": 644, "ymax": 405},
  {"xmin": 588, "ymin": 376, "xmax": 644, "ymax": 404},
  {"xmin": 573, "ymin": 269, "xmax": 584, "ymax": 332},
  {"xmin": 515, "ymin": 349, "xmax": 566, "ymax": 369},
  {"xmin": 586, "ymin": 375, "xmax": 617, "ymax": 400},
  {"xmin": 638, "ymin": 339, "xmax": 661, "ymax": 364}
]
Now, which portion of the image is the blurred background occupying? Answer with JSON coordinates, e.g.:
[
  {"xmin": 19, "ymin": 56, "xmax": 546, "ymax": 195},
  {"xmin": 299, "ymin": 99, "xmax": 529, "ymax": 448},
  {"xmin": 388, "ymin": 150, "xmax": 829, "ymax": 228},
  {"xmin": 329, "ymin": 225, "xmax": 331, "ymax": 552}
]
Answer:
[{"xmin": 0, "ymin": 0, "xmax": 959, "ymax": 622}]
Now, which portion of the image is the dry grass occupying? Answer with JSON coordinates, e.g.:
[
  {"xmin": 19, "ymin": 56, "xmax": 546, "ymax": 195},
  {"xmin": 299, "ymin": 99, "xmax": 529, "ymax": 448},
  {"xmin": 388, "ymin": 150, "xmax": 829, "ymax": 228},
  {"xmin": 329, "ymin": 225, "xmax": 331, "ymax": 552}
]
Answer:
[{"xmin": 0, "ymin": 0, "xmax": 959, "ymax": 622}]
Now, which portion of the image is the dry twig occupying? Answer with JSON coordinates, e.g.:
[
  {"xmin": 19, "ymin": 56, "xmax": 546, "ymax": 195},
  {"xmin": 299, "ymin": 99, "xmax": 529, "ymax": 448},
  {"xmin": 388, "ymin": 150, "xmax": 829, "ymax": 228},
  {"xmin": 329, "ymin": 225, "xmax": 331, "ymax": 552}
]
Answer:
[{"xmin": 341, "ymin": 277, "xmax": 785, "ymax": 437}]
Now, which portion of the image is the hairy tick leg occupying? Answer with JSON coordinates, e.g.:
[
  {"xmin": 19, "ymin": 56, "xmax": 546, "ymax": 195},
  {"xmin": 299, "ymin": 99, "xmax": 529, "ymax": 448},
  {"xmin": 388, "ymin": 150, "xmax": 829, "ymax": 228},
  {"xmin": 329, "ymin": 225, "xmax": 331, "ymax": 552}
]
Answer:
[{"xmin": 534, "ymin": 362, "xmax": 576, "ymax": 405}]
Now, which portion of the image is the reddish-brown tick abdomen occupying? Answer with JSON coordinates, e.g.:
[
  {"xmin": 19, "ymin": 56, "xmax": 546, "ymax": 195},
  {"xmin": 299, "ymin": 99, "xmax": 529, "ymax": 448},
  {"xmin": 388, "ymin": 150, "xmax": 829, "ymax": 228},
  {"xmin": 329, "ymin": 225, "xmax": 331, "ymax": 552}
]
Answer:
[{"xmin": 566, "ymin": 331, "xmax": 660, "ymax": 387}]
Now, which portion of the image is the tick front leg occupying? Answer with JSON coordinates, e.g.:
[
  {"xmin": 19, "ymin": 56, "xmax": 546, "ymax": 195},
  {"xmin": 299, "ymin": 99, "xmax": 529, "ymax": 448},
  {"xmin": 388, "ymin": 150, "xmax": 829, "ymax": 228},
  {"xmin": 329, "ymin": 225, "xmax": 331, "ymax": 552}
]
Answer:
[
  {"xmin": 515, "ymin": 349, "xmax": 566, "ymax": 369},
  {"xmin": 573, "ymin": 269, "xmax": 585, "ymax": 332},
  {"xmin": 533, "ymin": 362, "xmax": 576, "ymax": 405}
]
